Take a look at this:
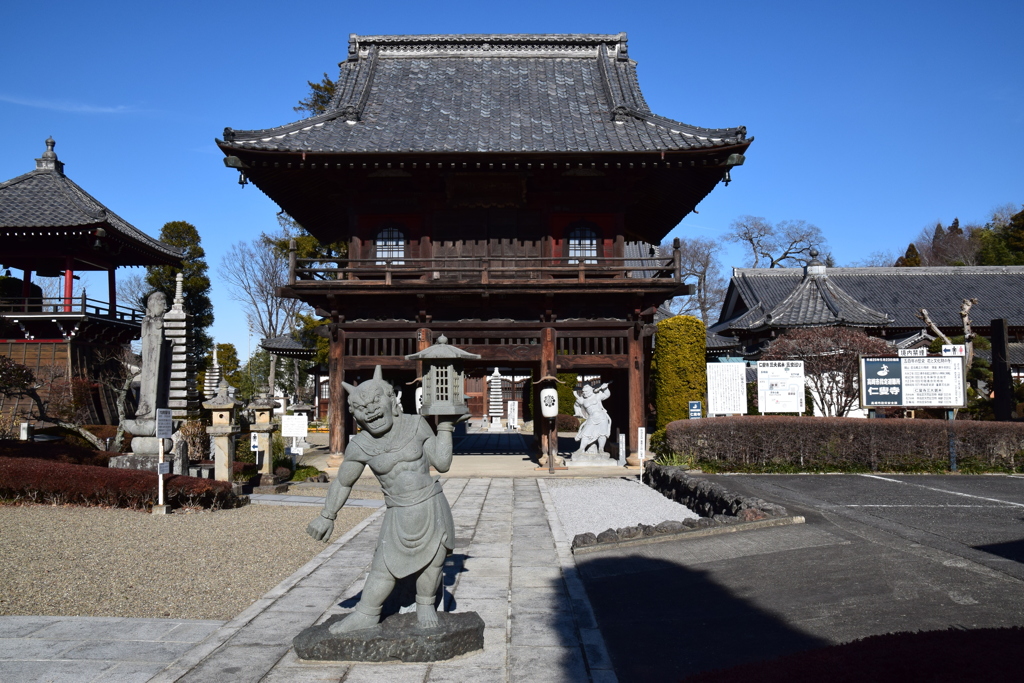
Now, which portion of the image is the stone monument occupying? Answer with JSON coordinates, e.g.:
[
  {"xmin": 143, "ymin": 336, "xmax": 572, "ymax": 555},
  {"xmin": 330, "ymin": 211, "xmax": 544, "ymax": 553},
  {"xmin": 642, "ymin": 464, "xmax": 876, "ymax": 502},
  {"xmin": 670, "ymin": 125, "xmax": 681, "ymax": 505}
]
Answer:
[
  {"xmin": 570, "ymin": 380, "xmax": 614, "ymax": 464},
  {"xmin": 294, "ymin": 356, "xmax": 483, "ymax": 662}
]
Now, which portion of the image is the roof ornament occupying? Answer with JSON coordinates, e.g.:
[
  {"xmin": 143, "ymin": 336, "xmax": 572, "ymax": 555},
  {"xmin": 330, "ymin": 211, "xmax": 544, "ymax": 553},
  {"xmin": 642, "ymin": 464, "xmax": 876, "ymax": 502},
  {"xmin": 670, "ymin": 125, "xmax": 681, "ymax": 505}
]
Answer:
[
  {"xmin": 611, "ymin": 105, "xmax": 632, "ymax": 123},
  {"xmin": 35, "ymin": 137, "xmax": 64, "ymax": 174},
  {"xmin": 805, "ymin": 248, "xmax": 826, "ymax": 277},
  {"xmin": 615, "ymin": 33, "xmax": 629, "ymax": 61},
  {"xmin": 339, "ymin": 104, "xmax": 360, "ymax": 122}
]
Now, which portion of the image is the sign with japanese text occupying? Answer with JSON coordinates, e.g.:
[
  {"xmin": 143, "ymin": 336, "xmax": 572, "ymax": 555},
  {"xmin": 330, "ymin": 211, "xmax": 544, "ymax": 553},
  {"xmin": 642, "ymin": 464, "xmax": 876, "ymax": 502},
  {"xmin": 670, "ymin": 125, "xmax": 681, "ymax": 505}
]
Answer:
[
  {"xmin": 281, "ymin": 415, "xmax": 309, "ymax": 438},
  {"xmin": 860, "ymin": 356, "xmax": 965, "ymax": 408},
  {"xmin": 898, "ymin": 348, "xmax": 927, "ymax": 357},
  {"xmin": 756, "ymin": 361, "xmax": 805, "ymax": 413},
  {"xmin": 707, "ymin": 363, "xmax": 748, "ymax": 415},
  {"xmin": 156, "ymin": 409, "xmax": 173, "ymax": 439}
]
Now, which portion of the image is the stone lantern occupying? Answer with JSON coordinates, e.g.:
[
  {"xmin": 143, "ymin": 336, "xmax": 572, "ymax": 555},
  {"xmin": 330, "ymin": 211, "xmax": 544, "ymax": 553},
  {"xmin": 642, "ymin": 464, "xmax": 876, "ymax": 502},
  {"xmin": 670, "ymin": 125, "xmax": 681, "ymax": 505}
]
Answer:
[
  {"xmin": 247, "ymin": 385, "xmax": 281, "ymax": 488},
  {"xmin": 203, "ymin": 380, "xmax": 241, "ymax": 482},
  {"xmin": 405, "ymin": 335, "xmax": 481, "ymax": 416}
]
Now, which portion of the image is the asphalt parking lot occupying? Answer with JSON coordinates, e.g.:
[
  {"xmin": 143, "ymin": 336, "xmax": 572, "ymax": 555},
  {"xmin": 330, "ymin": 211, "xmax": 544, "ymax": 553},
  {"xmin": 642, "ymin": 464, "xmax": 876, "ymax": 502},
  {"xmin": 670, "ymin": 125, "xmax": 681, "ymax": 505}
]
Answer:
[{"xmin": 577, "ymin": 474, "xmax": 1024, "ymax": 681}]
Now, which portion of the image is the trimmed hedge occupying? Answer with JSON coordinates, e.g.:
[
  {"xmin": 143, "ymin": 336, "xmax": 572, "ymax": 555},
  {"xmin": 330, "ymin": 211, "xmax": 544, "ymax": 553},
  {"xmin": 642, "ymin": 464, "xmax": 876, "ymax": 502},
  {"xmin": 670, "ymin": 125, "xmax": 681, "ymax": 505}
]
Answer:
[
  {"xmin": 0, "ymin": 439, "xmax": 113, "ymax": 467},
  {"xmin": 0, "ymin": 457, "xmax": 246, "ymax": 510},
  {"xmin": 653, "ymin": 316, "xmax": 706, "ymax": 429},
  {"xmin": 662, "ymin": 416, "xmax": 1024, "ymax": 473}
]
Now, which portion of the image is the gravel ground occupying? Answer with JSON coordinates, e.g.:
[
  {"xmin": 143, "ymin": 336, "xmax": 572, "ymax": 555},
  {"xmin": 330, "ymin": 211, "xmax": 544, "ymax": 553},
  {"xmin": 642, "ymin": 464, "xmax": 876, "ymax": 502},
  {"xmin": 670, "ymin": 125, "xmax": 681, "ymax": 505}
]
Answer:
[
  {"xmin": 546, "ymin": 477, "xmax": 698, "ymax": 538},
  {"xmin": 0, "ymin": 503, "xmax": 374, "ymax": 620}
]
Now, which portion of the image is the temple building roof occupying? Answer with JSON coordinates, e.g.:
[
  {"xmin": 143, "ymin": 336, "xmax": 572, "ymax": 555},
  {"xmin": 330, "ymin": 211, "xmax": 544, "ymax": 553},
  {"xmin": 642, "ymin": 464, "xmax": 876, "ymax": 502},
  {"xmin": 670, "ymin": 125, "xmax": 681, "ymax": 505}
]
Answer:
[
  {"xmin": 219, "ymin": 33, "xmax": 749, "ymax": 156},
  {"xmin": 712, "ymin": 262, "xmax": 1024, "ymax": 336},
  {"xmin": 0, "ymin": 138, "xmax": 181, "ymax": 270}
]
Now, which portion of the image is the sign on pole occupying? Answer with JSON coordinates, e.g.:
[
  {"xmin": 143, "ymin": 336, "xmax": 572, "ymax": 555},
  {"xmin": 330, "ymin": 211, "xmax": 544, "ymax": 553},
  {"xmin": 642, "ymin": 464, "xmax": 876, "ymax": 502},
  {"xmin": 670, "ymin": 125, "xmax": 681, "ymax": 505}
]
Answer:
[
  {"xmin": 281, "ymin": 415, "xmax": 309, "ymax": 439},
  {"xmin": 251, "ymin": 432, "xmax": 259, "ymax": 451},
  {"xmin": 637, "ymin": 427, "xmax": 646, "ymax": 482},
  {"xmin": 156, "ymin": 409, "xmax": 173, "ymax": 439},
  {"xmin": 688, "ymin": 401, "xmax": 702, "ymax": 419},
  {"xmin": 706, "ymin": 363, "xmax": 747, "ymax": 415},
  {"xmin": 860, "ymin": 356, "xmax": 965, "ymax": 408},
  {"xmin": 757, "ymin": 361, "xmax": 805, "ymax": 413},
  {"xmin": 941, "ymin": 344, "xmax": 966, "ymax": 357}
]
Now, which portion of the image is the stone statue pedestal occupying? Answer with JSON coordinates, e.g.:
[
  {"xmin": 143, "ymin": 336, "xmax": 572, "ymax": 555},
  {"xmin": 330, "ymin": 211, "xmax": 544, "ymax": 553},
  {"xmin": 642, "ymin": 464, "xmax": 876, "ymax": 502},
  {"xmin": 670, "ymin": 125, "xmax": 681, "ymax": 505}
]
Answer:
[
  {"xmin": 567, "ymin": 449, "xmax": 618, "ymax": 467},
  {"xmin": 294, "ymin": 612, "xmax": 484, "ymax": 662}
]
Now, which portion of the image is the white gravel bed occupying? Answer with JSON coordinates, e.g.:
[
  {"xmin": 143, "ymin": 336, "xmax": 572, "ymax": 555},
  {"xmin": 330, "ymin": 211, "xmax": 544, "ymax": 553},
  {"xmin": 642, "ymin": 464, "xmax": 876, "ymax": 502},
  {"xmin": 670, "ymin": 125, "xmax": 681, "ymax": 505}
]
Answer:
[{"xmin": 546, "ymin": 478, "xmax": 698, "ymax": 539}]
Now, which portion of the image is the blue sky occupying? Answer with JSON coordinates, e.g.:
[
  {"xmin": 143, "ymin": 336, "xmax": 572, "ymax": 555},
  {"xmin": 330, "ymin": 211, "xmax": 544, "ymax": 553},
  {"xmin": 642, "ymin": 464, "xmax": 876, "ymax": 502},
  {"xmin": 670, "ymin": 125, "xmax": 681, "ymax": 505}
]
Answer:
[{"xmin": 2, "ymin": 0, "xmax": 1021, "ymax": 359}]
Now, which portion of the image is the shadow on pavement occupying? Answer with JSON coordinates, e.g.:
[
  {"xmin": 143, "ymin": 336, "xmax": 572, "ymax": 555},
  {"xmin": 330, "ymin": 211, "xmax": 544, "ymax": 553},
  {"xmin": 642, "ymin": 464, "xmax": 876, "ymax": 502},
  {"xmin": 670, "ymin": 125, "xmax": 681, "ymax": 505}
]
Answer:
[
  {"xmin": 574, "ymin": 553, "xmax": 828, "ymax": 681},
  {"xmin": 974, "ymin": 537, "xmax": 1024, "ymax": 564}
]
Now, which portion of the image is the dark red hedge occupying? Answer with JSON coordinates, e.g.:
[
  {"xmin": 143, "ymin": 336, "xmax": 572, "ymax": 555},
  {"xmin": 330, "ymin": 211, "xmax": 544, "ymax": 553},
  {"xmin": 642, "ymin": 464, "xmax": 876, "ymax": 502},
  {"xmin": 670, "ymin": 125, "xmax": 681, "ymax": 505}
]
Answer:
[
  {"xmin": 663, "ymin": 416, "xmax": 1024, "ymax": 473},
  {"xmin": 0, "ymin": 457, "xmax": 245, "ymax": 511}
]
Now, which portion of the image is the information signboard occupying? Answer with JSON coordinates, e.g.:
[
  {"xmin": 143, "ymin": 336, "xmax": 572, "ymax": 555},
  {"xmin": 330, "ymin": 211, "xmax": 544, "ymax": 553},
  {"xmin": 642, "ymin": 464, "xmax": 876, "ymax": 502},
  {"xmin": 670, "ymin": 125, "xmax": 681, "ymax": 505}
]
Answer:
[
  {"xmin": 281, "ymin": 415, "xmax": 309, "ymax": 438},
  {"xmin": 756, "ymin": 361, "xmax": 805, "ymax": 413},
  {"xmin": 706, "ymin": 363, "xmax": 748, "ymax": 415},
  {"xmin": 507, "ymin": 400, "xmax": 519, "ymax": 428},
  {"xmin": 156, "ymin": 409, "xmax": 173, "ymax": 439},
  {"xmin": 688, "ymin": 401, "xmax": 702, "ymax": 419},
  {"xmin": 860, "ymin": 356, "xmax": 965, "ymax": 408}
]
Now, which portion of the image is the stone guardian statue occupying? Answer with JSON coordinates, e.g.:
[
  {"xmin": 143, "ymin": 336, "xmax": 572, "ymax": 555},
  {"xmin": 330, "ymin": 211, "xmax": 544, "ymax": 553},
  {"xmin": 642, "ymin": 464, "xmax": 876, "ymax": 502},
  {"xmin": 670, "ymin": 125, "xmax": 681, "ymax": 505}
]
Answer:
[
  {"xmin": 306, "ymin": 365, "xmax": 459, "ymax": 633},
  {"xmin": 573, "ymin": 381, "xmax": 612, "ymax": 456}
]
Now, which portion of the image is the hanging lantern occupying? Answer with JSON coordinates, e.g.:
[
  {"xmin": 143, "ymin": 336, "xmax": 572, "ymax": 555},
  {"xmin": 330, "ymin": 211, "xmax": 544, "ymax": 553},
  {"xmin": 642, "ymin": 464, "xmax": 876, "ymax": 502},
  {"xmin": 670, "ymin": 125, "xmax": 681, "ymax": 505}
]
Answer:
[
  {"xmin": 540, "ymin": 386, "xmax": 559, "ymax": 418},
  {"xmin": 405, "ymin": 334, "xmax": 481, "ymax": 416}
]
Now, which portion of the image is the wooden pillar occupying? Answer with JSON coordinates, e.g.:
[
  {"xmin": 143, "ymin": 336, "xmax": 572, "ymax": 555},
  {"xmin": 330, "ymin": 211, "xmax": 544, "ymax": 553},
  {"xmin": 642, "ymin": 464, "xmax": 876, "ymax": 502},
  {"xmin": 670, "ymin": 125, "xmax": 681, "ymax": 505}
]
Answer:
[
  {"xmin": 107, "ymin": 268, "xmax": 116, "ymax": 316},
  {"xmin": 328, "ymin": 326, "xmax": 347, "ymax": 453},
  {"xmin": 541, "ymin": 327, "xmax": 557, "ymax": 457},
  {"xmin": 627, "ymin": 324, "xmax": 644, "ymax": 455},
  {"xmin": 63, "ymin": 256, "xmax": 74, "ymax": 312},
  {"xmin": 21, "ymin": 269, "xmax": 31, "ymax": 312}
]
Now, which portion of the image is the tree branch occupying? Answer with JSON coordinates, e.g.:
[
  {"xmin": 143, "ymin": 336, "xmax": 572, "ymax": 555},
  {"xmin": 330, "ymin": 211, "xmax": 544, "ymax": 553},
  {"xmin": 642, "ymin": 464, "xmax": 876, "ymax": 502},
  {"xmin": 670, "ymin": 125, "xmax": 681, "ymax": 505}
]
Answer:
[{"xmin": 916, "ymin": 309, "xmax": 951, "ymax": 345}]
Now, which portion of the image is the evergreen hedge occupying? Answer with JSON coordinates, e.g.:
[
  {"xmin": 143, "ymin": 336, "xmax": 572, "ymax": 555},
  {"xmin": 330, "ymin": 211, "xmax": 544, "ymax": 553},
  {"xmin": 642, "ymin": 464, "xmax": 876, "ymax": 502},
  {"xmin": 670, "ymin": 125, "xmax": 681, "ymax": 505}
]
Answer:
[
  {"xmin": 661, "ymin": 416, "xmax": 1024, "ymax": 473},
  {"xmin": 556, "ymin": 372, "xmax": 578, "ymax": 417},
  {"xmin": 653, "ymin": 316, "xmax": 706, "ymax": 430}
]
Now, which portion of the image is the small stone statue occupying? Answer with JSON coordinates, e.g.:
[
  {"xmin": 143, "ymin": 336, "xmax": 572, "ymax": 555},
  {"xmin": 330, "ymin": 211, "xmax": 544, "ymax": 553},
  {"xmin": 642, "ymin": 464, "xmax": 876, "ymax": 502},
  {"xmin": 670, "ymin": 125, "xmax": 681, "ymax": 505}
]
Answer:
[
  {"xmin": 574, "ymin": 382, "xmax": 612, "ymax": 454},
  {"xmin": 306, "ymin": 366, "xmax": 460, "ymax": 633}
]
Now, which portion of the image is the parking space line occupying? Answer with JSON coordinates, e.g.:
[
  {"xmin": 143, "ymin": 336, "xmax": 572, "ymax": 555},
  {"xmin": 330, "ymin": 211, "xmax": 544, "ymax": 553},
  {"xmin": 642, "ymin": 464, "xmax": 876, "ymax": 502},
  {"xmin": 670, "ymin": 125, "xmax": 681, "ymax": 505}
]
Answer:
[{"xmin": 859, "ymin": 474, "xmax": 1024, "ymax": 508}]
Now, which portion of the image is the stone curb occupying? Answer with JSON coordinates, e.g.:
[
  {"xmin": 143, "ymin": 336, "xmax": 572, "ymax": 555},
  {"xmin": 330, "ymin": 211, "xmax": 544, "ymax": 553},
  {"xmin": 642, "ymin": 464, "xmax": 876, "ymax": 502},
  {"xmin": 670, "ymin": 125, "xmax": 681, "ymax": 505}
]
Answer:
[
  {"xmin": 571, "ymin": 515, "xmax": 806, "ymax": 555},
  {"xmin": 148, "ymin": 505, "xmax": 387, "ymax": 682}
]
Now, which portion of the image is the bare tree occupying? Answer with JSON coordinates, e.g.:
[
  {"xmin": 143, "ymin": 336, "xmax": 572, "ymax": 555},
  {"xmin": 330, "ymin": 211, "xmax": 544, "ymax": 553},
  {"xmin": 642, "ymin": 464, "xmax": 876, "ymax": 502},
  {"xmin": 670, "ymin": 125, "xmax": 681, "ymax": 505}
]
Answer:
[
  {"xmin": 725, "ymin": 216, "xmax": 828, "ymax": 268},
  {"xmin": 116, "ymin": 271, "xmax": 150, "ymax": 312},
  {"xmin": 219, "ymin": 230, "xmax": 308, "ymax": 342},
  {"xmin": 846, "ymin": 250, "xmax": 897, "ymax": 267},
  {"xmin": 761, "ymin": 327, "xmax": 891, "ymax": 417},
  {"xmin": 917, "ymin": 298, "xmax": 978, "ymax": 371},
  {"xmin": 662, "ymin": 237, "xmax": 727, "ymax": 325}
]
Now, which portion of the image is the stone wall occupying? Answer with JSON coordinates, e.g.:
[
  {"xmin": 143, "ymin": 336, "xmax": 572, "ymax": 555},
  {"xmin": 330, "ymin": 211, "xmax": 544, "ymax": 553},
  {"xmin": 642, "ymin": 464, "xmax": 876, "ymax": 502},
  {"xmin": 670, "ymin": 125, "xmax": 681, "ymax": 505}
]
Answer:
[{"xmin": 643, "ymin": 462, "xmax": 789, "ymax": 519}]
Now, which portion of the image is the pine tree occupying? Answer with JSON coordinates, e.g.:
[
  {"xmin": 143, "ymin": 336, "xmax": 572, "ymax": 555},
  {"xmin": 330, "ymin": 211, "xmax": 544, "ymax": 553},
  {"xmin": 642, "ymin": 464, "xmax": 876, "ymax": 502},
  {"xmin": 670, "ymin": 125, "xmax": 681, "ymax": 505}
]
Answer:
[
  {"xmin": 145, "ymin": 221, "xmax": 214, "ymax": 367},
  {"xmin": 894, "ymin": 243, "xmax": 922, "ymax": 267},
  {"xmin": 294, "ymin": 73, "xmax": 337, "ymax": 116}
]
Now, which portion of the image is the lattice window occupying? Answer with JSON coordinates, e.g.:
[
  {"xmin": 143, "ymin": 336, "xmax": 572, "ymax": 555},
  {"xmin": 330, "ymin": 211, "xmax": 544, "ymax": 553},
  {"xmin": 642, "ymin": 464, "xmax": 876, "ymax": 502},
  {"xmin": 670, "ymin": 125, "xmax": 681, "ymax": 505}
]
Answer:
[
  {"xmin": 435, "ymin": 367, "xmax": 450, "ymax": 403},
  {"xmin": 567, "ymin": 223, "xmax": 598, "ymax": 264},
  {"xmin": 375, "ymin": 226, "xmax": 405, "ymax": 265}
]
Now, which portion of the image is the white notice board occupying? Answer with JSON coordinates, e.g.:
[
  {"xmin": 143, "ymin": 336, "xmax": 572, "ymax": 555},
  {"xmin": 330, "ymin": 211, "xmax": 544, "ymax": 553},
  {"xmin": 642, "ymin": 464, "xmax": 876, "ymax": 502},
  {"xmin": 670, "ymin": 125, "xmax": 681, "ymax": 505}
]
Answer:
[
  {"xmin": 156, "ymin": 409, "xmax": 173, "ymax": 439},
  {"xmin": 280, "ymin": 415, "xmax": 309, "ymax": 438},
  {"xmin": 756, "ymin": 361, "xmax": 805, "ymax": 413},
  {"xmin": 706, "ymin": 363, "xmax": 748, "ymax": 415}
]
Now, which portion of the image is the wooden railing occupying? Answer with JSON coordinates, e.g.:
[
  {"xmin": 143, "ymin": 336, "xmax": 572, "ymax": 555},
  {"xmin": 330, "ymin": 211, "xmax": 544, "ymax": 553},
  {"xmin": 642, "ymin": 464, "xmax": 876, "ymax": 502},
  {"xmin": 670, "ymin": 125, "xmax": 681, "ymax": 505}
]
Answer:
[
  {"xmin": 287, "ymin": 237, "xmax": 684, "ymax": 286},
  {"xmin": 0, "ymin": 293, "xmax": 144, "ymax": 323}
]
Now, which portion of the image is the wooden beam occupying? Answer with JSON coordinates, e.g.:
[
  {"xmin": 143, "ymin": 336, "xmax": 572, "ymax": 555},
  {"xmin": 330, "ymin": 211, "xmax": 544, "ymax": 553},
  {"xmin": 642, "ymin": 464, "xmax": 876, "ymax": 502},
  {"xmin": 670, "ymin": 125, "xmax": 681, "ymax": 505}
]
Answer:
[{"xmin": 554, "ymin": 355, "xmax": 628, "ymax": 370}]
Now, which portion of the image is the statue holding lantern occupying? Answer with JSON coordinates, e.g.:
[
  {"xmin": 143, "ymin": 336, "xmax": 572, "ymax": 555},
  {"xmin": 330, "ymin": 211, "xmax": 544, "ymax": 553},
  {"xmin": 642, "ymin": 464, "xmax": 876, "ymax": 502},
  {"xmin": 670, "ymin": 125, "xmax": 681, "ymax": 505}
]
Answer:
[{"xmin": 305, "ymin": 336, "xmax": 480, "ymax": 639}]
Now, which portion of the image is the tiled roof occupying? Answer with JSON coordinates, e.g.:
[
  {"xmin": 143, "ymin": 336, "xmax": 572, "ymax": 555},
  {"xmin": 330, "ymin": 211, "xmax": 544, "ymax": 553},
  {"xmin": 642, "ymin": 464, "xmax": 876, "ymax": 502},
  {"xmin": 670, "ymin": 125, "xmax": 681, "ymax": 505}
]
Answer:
[
  {"xmin": 976, "ymin": 343, "xmax": 1024, "ymax": 367},
  {"xmin": 712, "ymin": 266, "xmax": 1024, "ymax": 333},
  {"xmin": 0, "ymin": 139, "xmax": 181, "ymax": 262},
  {"xmin": 220, "ymin": 34, "xmax": 748, "ymax": 155},
  {"xmin": 261, "ymin": 334, "xmax": 315, "ymax": 357}
]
